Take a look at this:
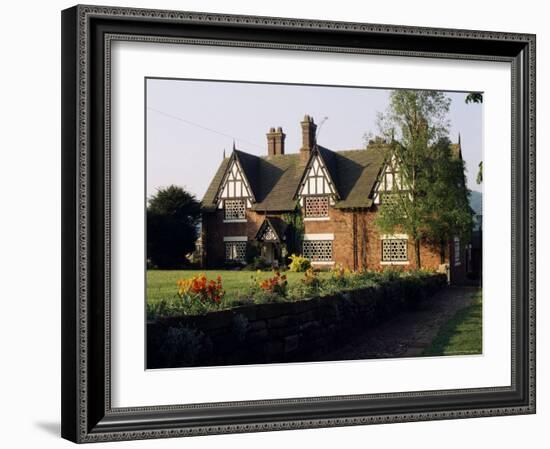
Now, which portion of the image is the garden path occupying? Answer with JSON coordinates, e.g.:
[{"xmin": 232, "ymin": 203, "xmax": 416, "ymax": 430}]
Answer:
[{"xmin": 309, "ymin": 286, "xmax": 480, "ymax": 361}]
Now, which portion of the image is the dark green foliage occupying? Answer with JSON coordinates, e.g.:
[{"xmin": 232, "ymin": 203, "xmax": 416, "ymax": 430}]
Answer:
[
  {"xmin": 464, "ymin": 93, "xmax": 483, "ymax": 185},
  {"xmin": 245, "ymin": 256, "xmax": 272, "ymax": 271},
  {"xmin": 376, "ymin": 90, "xmax": 472, "ymax": 267},
  {"xmin": 245, "ymin": 241, "xmax": 260, "ymax": 263},
  {"xmin": 419, "ymin": 137, "xmax": 473, "ymax": 243},
  {"xmin": 147, "ymin": 185, "xmax": 201, "ymax": 269},
  {"xmin": 465, "ymin": 92, "xmax": 483, "ymax": 104},
  {"xmin": 477, "ymin": 160, "xmax": 483, "ymax": 184},
  {"xmin": 282, "ymin": 209, "xmax": 304, "ymax": 259}
]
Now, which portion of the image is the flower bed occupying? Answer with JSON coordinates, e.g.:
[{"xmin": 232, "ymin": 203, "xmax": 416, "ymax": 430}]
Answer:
[
  {"xmin": 147, "ymin": 268, "xmax": 441, "ymax": 319},
  {"xmin": 147, "ymin": 272, "xmax": 447, "ymax": 368}
]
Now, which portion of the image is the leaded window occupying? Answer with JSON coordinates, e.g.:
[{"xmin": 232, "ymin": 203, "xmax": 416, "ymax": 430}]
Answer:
[
  {"xmin": 260, "ymin": 226, "xmax": 277, "ymax": 241},
  {"xmin": 303, "ymin": 240, "xmax": 333, "ymax": 262},
  {"xmin": 454, "ymin": 236, "xmax": 461, "ymax": 266},
  {"xmin": 225, "ymin": 241, "xmax": 246, "ymax": 262},
  {"xmin": 304, "ymin": 196, "xmax": 329, "ymax": 218},
  {"xmin": 381, "ymin": 239, "xmax": 408, "ymax": 262},
  {"xmin": 224, "ymin": 199, "xmax": 246, "ymax": 220}
]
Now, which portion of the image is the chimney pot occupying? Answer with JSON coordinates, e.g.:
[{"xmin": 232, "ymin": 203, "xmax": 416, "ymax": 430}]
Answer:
[
  {"xmin": 267, "ymin": 126, "xmax": 285, "ymax": 156},
  {"xmin": 300, "ymin": 114, "xmax": 317, "ymax": 160}
]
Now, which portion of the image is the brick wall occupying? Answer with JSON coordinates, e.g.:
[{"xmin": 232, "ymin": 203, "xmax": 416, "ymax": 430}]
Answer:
[
  {"xmin": 202, "ymin": 209, "xmax": 265, "ymax": 267},
  {"xmin": 204, "ymin": 205, "xmax": 452, "ymax": 273},
  {"xmin": 304, "ymin": 206, "xmax": 447, "ymax": 272}
]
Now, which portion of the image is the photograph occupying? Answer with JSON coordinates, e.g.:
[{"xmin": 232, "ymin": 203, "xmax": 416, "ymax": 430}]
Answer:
[
  {"xmin": 58, "ymin": 4, "xmax": 536, "ymax": 443},
  {"xmin": 145, "ymin": 79, "xmax": 484, "ymax": 369}
]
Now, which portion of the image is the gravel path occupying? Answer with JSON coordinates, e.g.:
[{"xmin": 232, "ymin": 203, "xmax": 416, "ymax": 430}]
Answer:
[{"xmin": 309, "ymin": 286, "xmax": 480, "ymax": 361}]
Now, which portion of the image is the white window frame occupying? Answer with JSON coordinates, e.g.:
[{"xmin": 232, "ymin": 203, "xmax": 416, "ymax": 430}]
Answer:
[
  {"xmin": 380, "ymin": 234, "xmax": 409, "ymax": 265},
  {"xmin": 223, "ymin": 236, "xmax": 247, "ymax": 262},
  {"xmin": 302, "ymin": 234, "xmax": 334, "ymax": 264},
  {"xmin": 223, "ymin": 198, "xmax": 247, "ymax": 222}
]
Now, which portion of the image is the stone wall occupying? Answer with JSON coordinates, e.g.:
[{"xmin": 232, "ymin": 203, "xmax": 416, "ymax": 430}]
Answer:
[{"xmin": 147, "ymin": 274, "xmax": 447, "ymax": 369}]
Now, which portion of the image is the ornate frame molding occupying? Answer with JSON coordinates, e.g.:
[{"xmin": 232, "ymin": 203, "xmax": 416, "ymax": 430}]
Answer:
[{"xmin": 61, "ymin": 4, "xmax": 536, "ymax": 443}]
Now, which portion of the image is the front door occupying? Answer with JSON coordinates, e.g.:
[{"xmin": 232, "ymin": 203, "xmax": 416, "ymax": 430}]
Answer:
[{"xmin": 262, "ymin": 243, "xmax": 274, "ymax": 264}]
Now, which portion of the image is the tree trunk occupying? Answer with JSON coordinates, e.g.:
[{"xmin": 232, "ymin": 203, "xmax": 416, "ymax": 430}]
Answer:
[{"xmin": 414, "ymin": 238, "xmax": 421, "ymax": 269}]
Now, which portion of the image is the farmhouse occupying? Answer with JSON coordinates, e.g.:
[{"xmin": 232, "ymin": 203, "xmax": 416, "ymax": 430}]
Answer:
[{"xmin": 201, "ymin": 115, "xmax": 469, "ymax": 283}]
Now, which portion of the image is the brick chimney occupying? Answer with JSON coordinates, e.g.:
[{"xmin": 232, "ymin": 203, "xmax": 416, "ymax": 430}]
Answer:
[
  {"xmin": 267, "ymin": 127, "xmax": 285, "ymax": 156},
  {"xmin": 300, "ymin": 115, "xmax": 317, "ymax": 161}
]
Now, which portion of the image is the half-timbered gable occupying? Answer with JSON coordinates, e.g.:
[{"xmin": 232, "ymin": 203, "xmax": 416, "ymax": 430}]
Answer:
[
  {"xmin": 215, "ymin": 151, "xmax": 256, "ymax": 221},
  {"xmin": 373, "ymin": 154, "xmax": 406, "ymax": 205},
  {"xmin": 297, "ymin": 150, "xmax": 338, "ymax": 198},
  {"xmin": 295, "ymin": 148, "xmax": 340, "ymax": 219}
]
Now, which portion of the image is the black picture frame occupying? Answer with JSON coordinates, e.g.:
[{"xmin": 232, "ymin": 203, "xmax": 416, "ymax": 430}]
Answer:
[{"xmin": 61, "ymin": 4, "xmax": 536, "ymax": 443}]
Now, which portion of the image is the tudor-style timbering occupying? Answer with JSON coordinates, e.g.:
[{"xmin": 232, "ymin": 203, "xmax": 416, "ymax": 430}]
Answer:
[
  {"xmin": 297, "ymin": 151, "xmax": 337, "ymax": 221},
  {"xmin": 298, "ymin": 153, "xmax": 337, "ymax": 198},
  {"xmin": 217, "ymin": 158, "xmax": 252, "ymax": 201},
  {"xmin": 217, "ymin": 156, "xmax": 253, "ymax": 221},
  {"xmin": 201, "ymin": 115, "xmax": 471, "ymax": 284},
  {"xmin": 373, "ymin": 154, "xmax": 405, "ymax": 205}
]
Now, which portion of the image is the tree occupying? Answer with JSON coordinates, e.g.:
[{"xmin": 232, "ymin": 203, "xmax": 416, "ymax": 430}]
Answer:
[
  {"xmin": 419, "ymin": 137, "xmax": 473, "ymax": 247},
  {"xmin": 375, "ymin": 90, "xmax": 472, "ymax": 268},
  {"xmin": 147, "ymin": 185, "xmax": 201, "ymax": 269},
  {"xmin": 476, "ymin": 161, "xmax": 483, "ymax": 184},
  {"xmin": 464, "ymin": 92, "xmax": 483, "ymax": 185},
  {"xmin": 465, "ymin": 92, "xmax": 483, "ymax": 104}
]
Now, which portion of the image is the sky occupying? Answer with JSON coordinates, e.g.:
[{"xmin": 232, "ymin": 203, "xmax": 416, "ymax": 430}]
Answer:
[{"xmin": 146, "ymin": 78, "xmax": 483, "ymax": 201}]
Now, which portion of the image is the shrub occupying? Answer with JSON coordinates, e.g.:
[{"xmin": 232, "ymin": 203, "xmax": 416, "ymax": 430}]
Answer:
[
  {"xmin": 245, "ymin": 256, "xmax": 272, "ymax": 271},
  {"xmin": 245, "ymin": 241, "xmax": 261, "ymax": 263},
  {"xmin": 288, "ymin": 253, "xmax": 311, "ymax": 272},
  {"xmin": 329, "ymin": 264, "xmax": 353, "ymax": 288},
  {"xmin": 147, "ymin": 273, "xmax": 226, "ymax": 318},
  {"xmin": 301, "ymin": 267, "xmax": 321, "ymax": 295},
  {"xmin": 253, "ymin": 289, "xmax": 287, "ymax": 304},
  {"xmin": 259, "ymin": 272, "xmax": 288, "ymax": 297}
]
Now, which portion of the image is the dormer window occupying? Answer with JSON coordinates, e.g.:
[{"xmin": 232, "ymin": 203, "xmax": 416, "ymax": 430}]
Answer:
[
  {"xmin": 224, "ymin": 199, "xmax": 246, "ymax": 221},
  {"xmin": 304, "ymin": 195, "xmax": 329, "ymax": 218}
]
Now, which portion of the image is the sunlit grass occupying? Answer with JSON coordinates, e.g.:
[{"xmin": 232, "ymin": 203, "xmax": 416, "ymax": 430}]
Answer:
[
  {"xmin": 422, "ymin": 290, "xmax": 482, "ymax": 356},
  {"xmin": 146, "ymin": 269, "xmax": 330, "ymax": 304}
]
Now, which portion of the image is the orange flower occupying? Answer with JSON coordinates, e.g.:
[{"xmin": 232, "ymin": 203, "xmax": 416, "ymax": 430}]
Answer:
[{"xmin": 176, "ymin": 273, "xmax": 225, "ymax": 304}]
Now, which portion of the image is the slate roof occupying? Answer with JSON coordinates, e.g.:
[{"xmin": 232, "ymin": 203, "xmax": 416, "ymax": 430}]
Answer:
[{"xmin": 201, "ymin": 142, "xmax": 388, "ymax": 212}]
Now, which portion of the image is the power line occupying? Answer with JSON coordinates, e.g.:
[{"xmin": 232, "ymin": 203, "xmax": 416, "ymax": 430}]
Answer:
[{"xmin": 147, "ymin": 106, "xmax": 265, "ymax": 150}]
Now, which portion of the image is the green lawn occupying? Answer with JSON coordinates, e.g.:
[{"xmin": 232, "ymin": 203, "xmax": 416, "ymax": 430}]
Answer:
[
  {"xmin": 147, "ymin": 269, "xmax": 330, "ymax": 304},
  {"xmin": 422, "ymin": 291, "xmax": 482, "ymax": 356}
]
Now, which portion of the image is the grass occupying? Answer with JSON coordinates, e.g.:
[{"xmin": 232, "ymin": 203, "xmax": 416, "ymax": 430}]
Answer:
[
  {"xmin": 422, "ymin": 290, "xmax": 482, "ymax": 356},
  {"xmin": 147, "ymin": 269, "xmax": 330, "ymax": 304}
]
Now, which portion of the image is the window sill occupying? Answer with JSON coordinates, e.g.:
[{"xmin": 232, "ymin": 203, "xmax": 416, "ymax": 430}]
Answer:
[
  {"xmin": 380, "ymin": 261, "xmax": 409, "ymax": 265},
  {"xmin": 311, "ymin": 261, "xmax": 335, "ymax": 265},
  {"xmin": 223, "ymin": 219, "xmax": 247, "ymax": 223},
  {"xmin": 304, "ymin": 217, "xmax": 330, "ymax": 221}
]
